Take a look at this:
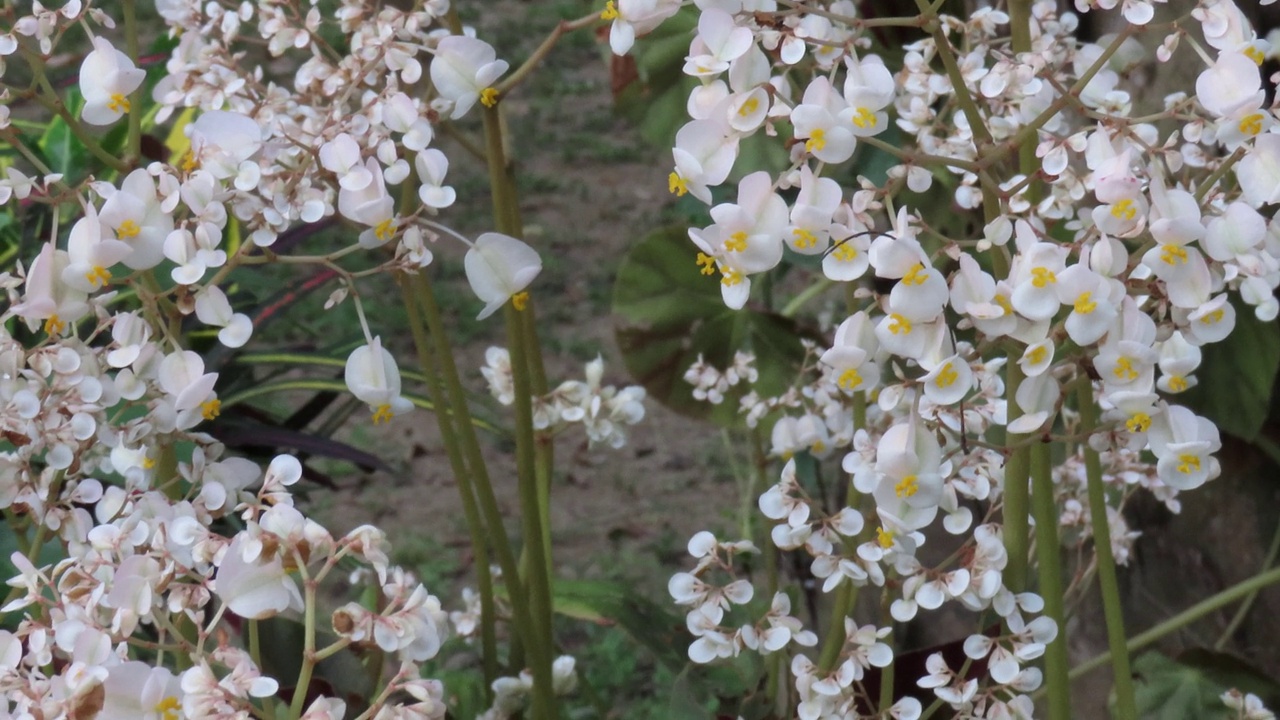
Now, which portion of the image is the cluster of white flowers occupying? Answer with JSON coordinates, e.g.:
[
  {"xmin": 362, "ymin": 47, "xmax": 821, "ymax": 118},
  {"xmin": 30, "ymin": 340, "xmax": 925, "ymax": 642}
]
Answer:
[
  {"xmin": 482, "ymin": 350, "xmax": 647, "ymax": 448},
  {"xmin": 0, "ymin": 0, "xmax": 651, "ymax": 716},
  {"xmin": 1223, "ymin": 689, "xmax": 1277, "ymax": 720},
  {"xmin": 635, "ymin": 0, "xmax": 1280, "ymax": 714}
]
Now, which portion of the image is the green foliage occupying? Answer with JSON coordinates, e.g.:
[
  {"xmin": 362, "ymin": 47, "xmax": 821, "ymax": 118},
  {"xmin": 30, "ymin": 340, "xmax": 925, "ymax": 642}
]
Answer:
[
  {"xmin": 613, "ymin": 226, "xmax": 812, "ymax": 427},
  {"xmin": 1128, "ymin": 649, "xmax": 1280, "ymax": 720},
  {"xmin": 1180, "ymin": 298, "xmax": 1280, "ymax": 441}
]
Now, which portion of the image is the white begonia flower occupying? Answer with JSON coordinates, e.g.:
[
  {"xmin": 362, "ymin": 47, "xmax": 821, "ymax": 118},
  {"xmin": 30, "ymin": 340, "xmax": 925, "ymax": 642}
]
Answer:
[
  {"xmin": 670, "ymin": 118, "xmax": 739, "ymax": 204},
  {"xmin": 79, "ymin": 36, "xmax": 146, "ymax": 125},
  {"xmin": 786, "ymin": 165, "xmax": 842, "ymax": 255},
  {"xmin": 602, "ymin": 0, "xmax": 682, "ymax": 56},
  {"xmin": 1204, "ymin": 201, "xmax": 1267, "ymax": 263},
  {"xmin": 187, "ymin": 110, "xmax": 264, "ymax": 181},
  {"xmin": 1019, "ymin": 338, "xmax": 1055, "ymax": 377},
  {"xmin": 1196, "ymin": 51, "xmax": 1262, "ymax": 120},
  {"xmin": 821, "ymin": 311, "xmax": 881, "ymax": 394},
  {"xmin": 1147, "ymin": 403, "xmax": 1220, "ymax": 490},
  {"xmin": 214, "ymin": 534, "xmax": 304, "ymax": 620},
  {"xmin": 1238, "ymin": 134, "xmax": 1280, "ymax": 207},
  {"xmin": 158, "ymin": 349, "xmax": 220, "ymax": 423},
  {"xmin": 840, "ymin": 54, "xmax": 896, "ymax": 137},
  {"xmin": 13, "ymin": 241, "xmax": 88, "ymax": 336},
  {"xmin": 99, "ymin": 661, "xmax": 184, "ymax": 720},
  {"xmin": 791, "ymin": 77, "xmax": 855, "ymax": 164},
  {"xmin": 921, "ymin": 354, "xmax": 973, "ymax": 406},
  {"xmin": 871, "ymin": 422, "xmax": 944, "ymax": 531},
  {"xmin": 822, "ymin": 209, "xmax": 872, "ymax": 282},
  {"xmin": 345, "ymin": 337, "xmax": 414, "ymax": 424},
  {"xmin": 415, "ymin": 149, "xmax": 456, "ymax": 209},
  {"xmin": 1156, "ymin": 331, "xmax": 1201, "ymax": 394},
  {"xmin": 463, "ymin": 232, "xmax": 542, "ymax": 320},
  {"xmin": 319, "ymin": 133, "xmax": 372, "ymax": 191},
  {"xmin": 1054, "ymin": 264, "xmax": 1118, "ymax": 346},
  {"xmin": 684, "ymin": 8, "xmax": 754, "ymax": 78},
  {"xmin": 194, "ymin": 286, "xmax": 253, "ymax": 348},
  {"xmin": 62, "ymin": 204, "xmax": 131, "ymax": 294},
  {"xmin": 708, "ymin": 171, "xmax": 787, "ymax": 273},
  {"xmin": 99, "ymin": 169, "xmax": 173, "ymax": 270},
  {"xmin": 337, "ymin": 158, "xmax": 396, "ymax": 248},
  {"xmin": 382, "ymin": 92, "xmax": 434, "ymax": 151},
  {"xmin": 430, "ymin": 35, "xmax": 509, "ymax": 119}
]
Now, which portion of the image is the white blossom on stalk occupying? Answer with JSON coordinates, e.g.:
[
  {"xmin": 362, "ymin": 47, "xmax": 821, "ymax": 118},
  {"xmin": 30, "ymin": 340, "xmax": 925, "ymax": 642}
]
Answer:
[
  {"xmin": 602, "ymin": 0, "xmax": 682, "ymax": 56},
  {"xmin": 187, "ymin": 110, "xmax": 264, "ymax": 183},
  {"xmin": 338, "ymin": 158, "xmax": 395, "ymax": 248},
  {"xmin": 430, "ymin": 35, "xmax": 509, "ymax": 119},
  {"xmin": 345, "ymin": 337, "xmax": 413, "ymax": 425},
  {"xmin": 79, "ymin": 36, "xmax": 145, "ymax": 125},
  {"xmin": 98, "ymin": 661, "xmax": 184, "ymax": 720},
  {"xmin": 415, "ymin": 149, "xmax": 456, "ymax": 209},
  {"xmin": 214, "ymin": 534, "xmax": 304, "ymax": 620},
  {"xmin": 463, "ymin": 232, "xmax": 542, "ymax": 320},
  {"xmin": 98, "ymin": 169, "xmax": 173, "ymax": 270},
  {"xmin": 62, "ymin": 205, "xmax": 130, "ymax": 293},
  {"xmin": 194, "ymin": 285, "xmax": 253, "ymax": 348}
]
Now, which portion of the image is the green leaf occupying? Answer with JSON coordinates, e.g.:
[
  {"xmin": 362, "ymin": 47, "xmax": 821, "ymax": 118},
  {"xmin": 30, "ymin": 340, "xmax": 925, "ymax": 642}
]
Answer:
[
  {"xmin": 38, "ymin": 116, "xmax": 88, "ymax": 180},
  {"xmin": 551, "ymin": 579, "xmax": 689, "ymax": 672},
  {"xmin": 1179, "ymin": 297, "xmax": 1280, "ymax": 441},
  {"xmin": 613, "ymin": 226, "xmax": 813, "ymax": 427},
  {"xmin": 1127, "ymin": 649, "xmax": 1280, "ymax": 720}
]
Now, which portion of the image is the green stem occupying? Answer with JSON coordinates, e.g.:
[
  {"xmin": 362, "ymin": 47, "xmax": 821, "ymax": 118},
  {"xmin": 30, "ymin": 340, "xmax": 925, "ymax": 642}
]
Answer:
[
  {"xmin": 1030, "ymin": 441, "xmax": 1071, "ymax": 720},
  {"xmin": 780, "ymin": 278, "xmax": 834, "ymax": 318},
  {"xmin": 1078, "ymin": 382, "xmax": 1136, "ymax": 718},
  {"xmin": 913, "ymin": 0, "xmax": 993, "ymax": 149},
  {"xmin": 401, "ymin": 277, "xmax": 500, "ymax": 692},
  {"xmin": 1063, "ymin": 564, "xmax": 1280, "ymax": 685},
  {"xmin": 1003, "ymin": 360, "xmax": 1030, "ymax": 593},
  {"xmin": 22, "ymin": 46, "xmax": 130, "ymax": 173},
  {"xmin": 123, "ymin": 0, "xmax": 143, "ymax": 164},
  {"xmin": 288, "ymin": 578, "xmax": 318, "ymax": 720}
]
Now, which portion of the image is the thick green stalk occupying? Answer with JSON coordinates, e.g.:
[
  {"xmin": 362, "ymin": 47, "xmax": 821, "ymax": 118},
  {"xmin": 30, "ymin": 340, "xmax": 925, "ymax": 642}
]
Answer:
[
  {"xmin": 288, "ymin": 577, "xmax": 318, "ymax": 719},
  {"xmin": 1077, "ymin": 382, "xmax": 1136, "ymax": 719},
  {"xmin": 817, "ymin": 393, "xmax": 868, "ymax": 672},
  {"xmin": 505, "ymin": 302, "xmax": 556, "ymax": 720},
  {"xmin": 1030, "ymin": 442, "xmax": 1071, "ymax": 720},
  {"xmin": 401, "ymin": 278, "xmax": 500, "ymax": 691},
  {"xmin": 1003, "ymin": 360, "xmax": 1030, "ymax": 592},
  {"xmin": 123, "ymin": 0, "xmax": 143, "ymax": 163}
]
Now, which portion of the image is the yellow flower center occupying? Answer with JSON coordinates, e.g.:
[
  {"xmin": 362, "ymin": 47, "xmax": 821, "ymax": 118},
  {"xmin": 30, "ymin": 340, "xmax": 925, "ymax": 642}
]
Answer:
[
  {"xmin": 792, "ymin": 228, "xmax": 817, "ymax": 249},
  {"xmin": 832, "ymin": 242, "xmax": 858, "ymax": 262},
  {"xmin": 181, "ymin": 148, "xmax": 199, "ymax": 172},
  {"xmin": 85, "ymin": 265, "xmax": 111, "ymax": 287},
  {"xmin": 668, "ymin": 172, "xmax": 688, "ymax": 197},
  {"xmin": 724, "ymin": 231, "xmax": 748, "ymax": 252},
  {"xmin": 117, "ymin": 219, "xmax": 142, "ymax": 240},
  {"xmin": 142, "ymin": 454, "xmax": 156, "ymax": 469},
  {"xmin": 837, "ymin": 367, "xmax": 863, "ymax": 390},
  {"xmin": 1027, "ymin": 345, "xmax": 1047, "ymax": 365},
  {"xmin": 600, "ymin": 0, "xmax": 619, "ymax": 20},
  {"xmin": 721, "ymin": 267, "xmax": 744, "ymax": 286},
  {"xmin": 107, "ymin": 93, "xmax": 131, "ymax": 114},
  {"xmin": 1073, "ymin": 292, "xmax": 1096, "ymax": 314},
  {"xmin": 1176, "ymin": 454, "xmax": 1201, "ymax": 474},
  {"xmin": 1110, "ymin": 198, "xmax": 1137, "ymax": 221},
  {"xmin": 738, "ymin": 96, "xmax": 759, "ymax": 117},
  {"xmin": 811, "ymin": 440, "xmax": 826, "ymax": 454},
  {"xmin": 1031, "ymin": 267, "xmax": 1057, "ymax": 288},
  {"xmin": 901, "ymin": 263, "xmax": 928, "ymax": 286},
  {"xmin": 1166, "ymin": 374, "xmax": 1188, "ymax": 392},
  {"xmin": 512, "ymin": 291, "xmax": 530, "ymax": 311},
  {"xmin": 201, "ymin": 399, "xmax": 221, "ymax": 420},
  {"xmin": 994, "ymin": 293, "xmax": 1013, "ymax": 314},
  {"xmin": 935, "ymin": 362, "xmax": 958, "ymax": 388},
  {"xmin": 480, "ymin": 87, "xmax": 499, "ymax": 108},
  {"xmin": 1113, "ymin": 357, "xmax": 1139, "ymax": 381},
  {"xmin": 372, "ymin": 404, "xmax": 394, "ymax": 424},
  {"xmin": 1160, "ymin": 245, "xmax": 1188, "ymax": 265},
  {"xmin": 1245, "ymin": 46, "xmax": 1265, "ymax": 65},
  {"xmin": 888, "ymin": 313, "xmax": 912, "ymax": 335},
  {"xmin": 895, "ymin": 474, "xmax": 919, "ymax": 498},
  {"xmin": 804, "ymin": 128, "xmax": 827, "ymax": 153},
  {"xmin": 155, "ymin": 695, "xmax": 181, "ymax": 720},
  {"xmin": 1126, "ymin": 413, "xmax": 1151, "ymax": 433},
  {"xmin": 850, "ymin": 107, "xmax": 877, "ymax": 129},
  {"xmin": 374, "ymin": 218, "xmax": 395, "ymax": 241},
  {"xmin": 1200, "ymin": 308, "xmax": 1225, "ymax": 325},
  {"xmin": 1239, "ymin": 112, "xmax": 1265, "ymax": 136},
  {"xmin": 696, "ymin": 252, "xmax": 717, "ymax": 276},
  {"xmin": 876, "ymin": 526, "xmax": 894, "ymax": 549},
  {"xmin": 44, "ymin": 314, "xmax": 66, "ymax": 336}
]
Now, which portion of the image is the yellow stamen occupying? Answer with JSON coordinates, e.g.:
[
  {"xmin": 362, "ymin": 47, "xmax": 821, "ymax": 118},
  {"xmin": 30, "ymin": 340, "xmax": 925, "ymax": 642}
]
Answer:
[
  {"xmin": 792, "ymin": 228, "xmax": 817, "ymax": 249},
  {"xmin": 837, "ymin": 367, "xmax": 863, "ymax": 391},
  {"xmin": 201, "ymin": 399, "xmax": 221, "ymax": 420},
  {"xmin": 142, "ymin": 454, "xmax": 156, "ymax": 470},
  {"xmin": 480, "ymin": 87, "xmax": 499, "ymax": 108},
  {"xmin": 850, "ymin": 106, "xmax": 877, "ymax": 129},
  {"xmin": 901, "ymin": 263, "xmax": 928, "ymax": 286},
  {"xmin": 888, "ymin": 313, "xmax": 912, "ymax": 335},
  {"xmin": 894, "ymin": 474, "xmax": 919, "ymax": 498},
  {"xmin": 1113, "ymin": 357, "xmax": 1139, "ymax": 381},
  {"xmin": 1176, "ymin": 454, "xmax": 1201, "ymax": 474},
  {"xmin": 724, "ymin": 231, "xmax": 748, "ymax": 252},
  {"xmin": 934, "ymin": 362, "xmax": 958, "ymax": 389},
  {"xmin": 721, "ymin": 267, "xmax": 744, "ymax": 286},
  {"xmin": 876, "ymin": 527, "xmax": 894, "ymax": 549},
  {"xmin": 1160, "ymin": 245, "xmax": 1188, "ymax": 265},
  {"xmin": 738, "ymin": 96, "xmax": 759, "ymax": 117},
  {"xmin": 181, "ymin": 148, "xmax": 199, "ymax": 172},
  {"xmin": 372, "ymin": 404, "xmax": 394, "ymax": 424},
  {"xmin": 1200, "ymin": 308, "xmax": 1225, "ymax": 325},
  {"xmin": 1073, "ymin": 292, "xmax": 1096, "ymax": 314},
  {"xmin": 1126, "ymin": 413, "xmax": 1151, "ymax": 433},
  {"xmin": 668, "ymin": 171, "xmax": 688, "ymax": 196},
  {"xmin": 44, "ymin": 314, "xmax": 66, "ymax": 336},
  {"xmin": 696, "ymin": 252, "xmax": 717, "ymax": 276},
  {"xmin": 374, "ymin": 218, "xmax": 395, "ymax": 241},
  {"xmin": 117, "ymin": 219, "xmax": 141, "ymax": 240},
  {"xmin": 994, "ymin": 293, "xmax": 1013, "ymax": 315},
  {"xmin": 833, "ymin": 242, "xmax": 858, "ymax": 262},
  {"xmin": 107, "ymin": 93, "xmax": 131, "ymax": 114},
  {"xmin": 512, "ymin": 291, "xmax": 529, "ymax": 311},
  {"xmin": 811, "ymin": 440, "xmax": 826, "ymax": 454},
  {"xmin": 1031, "ymin": 267, "xmax": 1056, "ymax": 288},
  {"xmin": 1027, "ymin": 346, "xmax": 1047, "ymax": 365},
  {"xmin": 1166, "ymin": 374, "xmax": 1188, "ymax": 392},
  {"xmin": 804, "ymin": 128, "xmax": 827, "ymax": 153},
  {"xmin": 1245, "ymin": 46, "xmax": 1265, "ymax": 65},
  {"xmin": 1110, "ymin": 198, "xmax": 1137, "ymax": 221},
  {"xmin": 1239, "ymin": 112, "xmax": 1266, "ymax": 136},
  {"xmin": 600, "ymin": 0, "xmax": 619, "ymax": 20},
  {"xmin": 155, "ymin": 696, "xmax": 181, "ymax": 720}
]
